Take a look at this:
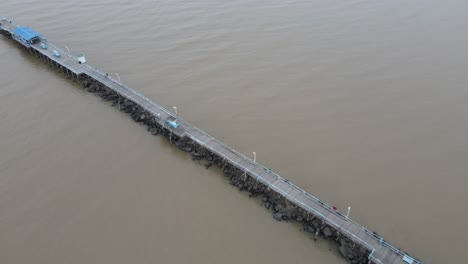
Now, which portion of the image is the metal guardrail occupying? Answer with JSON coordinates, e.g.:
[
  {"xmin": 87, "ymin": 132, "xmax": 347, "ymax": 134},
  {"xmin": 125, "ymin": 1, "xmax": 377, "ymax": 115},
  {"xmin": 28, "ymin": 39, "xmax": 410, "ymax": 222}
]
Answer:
[
  {"xmin": 188, "ymin": 132, "xmax": 421, "ymax": 264},
  {"xmin": 188, "ymin": 129, "xmax": 419, "ymax": 263},
  {"xmin": 61, "ymin": 42, "xmax": 420, "ymax": 264},
  {"xmin": 3, "ymin": 17, "xmax": 420, "ymax": 263},
  {"xmin": 187, "ymin": 134, "xmax": 383, "ymax": 263},
  {"xmin": 43, "ymin": 39, "xmax": 176, "ymax": 119}
]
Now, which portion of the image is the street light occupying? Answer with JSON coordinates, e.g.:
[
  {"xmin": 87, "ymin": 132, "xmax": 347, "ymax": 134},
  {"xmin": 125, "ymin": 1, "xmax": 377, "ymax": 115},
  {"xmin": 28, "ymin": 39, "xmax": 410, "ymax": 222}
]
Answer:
[
  {"xmin": 115, "ymin": 73, "xmax": 121, "ymax": 82},
  {"xmin": 346, "ymin": 206, "xmax": 351, "ymax": 218},
  {"xmin": 253, "ymin": 152, "xmax": 256, "ymax": 163},
  {"xmin": 65, "ymin": 45, "xmax": 70, "ymax": 53},
  {"xmin": 173, "ymin": 106, "xmax": 178, "ymax": 123}
]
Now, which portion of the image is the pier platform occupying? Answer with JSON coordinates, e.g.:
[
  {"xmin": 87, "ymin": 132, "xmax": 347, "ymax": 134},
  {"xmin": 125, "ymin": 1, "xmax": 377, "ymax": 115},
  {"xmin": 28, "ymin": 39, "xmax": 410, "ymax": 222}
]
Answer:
[{"xmin": 1, "ymin": 18, "xmax": 420, "ymax": 264}]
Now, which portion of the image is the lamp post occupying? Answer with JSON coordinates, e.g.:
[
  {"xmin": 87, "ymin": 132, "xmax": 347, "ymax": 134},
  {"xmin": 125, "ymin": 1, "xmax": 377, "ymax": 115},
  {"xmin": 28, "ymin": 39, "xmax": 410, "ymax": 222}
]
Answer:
[
  {"xmin": 253, "ymin": 152, "xmax": 256, "ymax": 163},
  {"xmin": 115, "ymin": 73, "xmax": 121, "ymax": 82},
  {"xmin": 173, "ymin": 106, "xmax": 178, "ymax": 123},
  {"xmin": 65, "ymin": 45, "xmax": 70, "ymax": 53},
  {"xmin": 346, "ymin": 206, "xmax": 351, "ymax": 219}
]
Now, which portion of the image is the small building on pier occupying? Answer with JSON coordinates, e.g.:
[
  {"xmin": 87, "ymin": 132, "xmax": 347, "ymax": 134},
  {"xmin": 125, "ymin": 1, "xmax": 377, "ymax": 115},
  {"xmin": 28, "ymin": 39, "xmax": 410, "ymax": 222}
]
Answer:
[{"xmin": 12, "ymin": 26, "xmax": 41, "ymax": 46}]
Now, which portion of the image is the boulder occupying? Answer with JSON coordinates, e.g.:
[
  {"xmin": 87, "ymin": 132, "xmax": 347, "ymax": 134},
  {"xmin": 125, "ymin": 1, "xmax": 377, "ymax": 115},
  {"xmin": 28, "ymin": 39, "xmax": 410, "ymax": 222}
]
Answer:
[
  {"xmin": 339, "ymin": 246, "xmax": 348, "ymax": 257},
  {"xmin": 304, "ymin": 226, "xmax": 315, "ymax": 233},
  {"xmin": 275, "ymin": 204, "xmax": 284, "ymax": 212},
  {"xmin": 273, "ymin": 212, "xmax": 283, "ymax": 221},
  {"xmin": 184, "ymin": 147, "xmax": 192, "ymax": 152},
  {"xmin": 323, "ymin": 227, "xmax": 333, "ymax": 238}
]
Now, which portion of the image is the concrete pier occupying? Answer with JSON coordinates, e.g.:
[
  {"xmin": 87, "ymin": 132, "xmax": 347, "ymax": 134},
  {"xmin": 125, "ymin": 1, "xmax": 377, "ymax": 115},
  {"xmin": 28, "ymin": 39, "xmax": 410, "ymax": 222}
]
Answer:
[{"xmin": 1, "ymin": 18, "xmax": 421, "ymax": 264}]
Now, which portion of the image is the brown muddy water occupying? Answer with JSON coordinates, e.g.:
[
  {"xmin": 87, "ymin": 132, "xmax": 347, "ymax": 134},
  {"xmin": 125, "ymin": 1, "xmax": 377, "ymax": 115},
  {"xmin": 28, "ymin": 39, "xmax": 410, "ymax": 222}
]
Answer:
[{"xmin": 1, "ymin": 0, "xmax": 468, "ymax": 263}]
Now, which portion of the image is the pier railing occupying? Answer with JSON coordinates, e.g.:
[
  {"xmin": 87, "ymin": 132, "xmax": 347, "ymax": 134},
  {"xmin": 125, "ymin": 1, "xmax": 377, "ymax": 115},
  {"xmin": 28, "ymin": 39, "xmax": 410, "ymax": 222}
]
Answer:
[
  {"xmin": 34, "ymin": 31, "xmax": 419, "ymax": 264},
  {"xmin": 187, "ymin": 132, "xmax": 421, "ymax": 264},
  {"xmin": 68, "ymin": 42, "xmax": 417, "ymax": 264},
  {"xmin": 188, "ymin": 123, "xmax": 420, "ymax": 263}
]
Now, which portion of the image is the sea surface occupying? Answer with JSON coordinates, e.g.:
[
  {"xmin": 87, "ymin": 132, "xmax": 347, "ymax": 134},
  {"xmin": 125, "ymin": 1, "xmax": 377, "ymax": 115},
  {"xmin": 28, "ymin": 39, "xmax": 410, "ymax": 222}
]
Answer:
[{"xmin": 1, "ymin": 0, "xmax": 468, "ymax": 263}]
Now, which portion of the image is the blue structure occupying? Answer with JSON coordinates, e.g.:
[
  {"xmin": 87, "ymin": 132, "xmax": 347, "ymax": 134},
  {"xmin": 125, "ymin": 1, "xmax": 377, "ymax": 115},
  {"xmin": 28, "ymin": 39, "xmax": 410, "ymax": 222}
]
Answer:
[
  {"xmin": 12, "ymin": 27, "xmax": 41, "ymax": 46},
  {"xmin": 166, "ymin": 119, "xmax": 179, "ymax": 129}
]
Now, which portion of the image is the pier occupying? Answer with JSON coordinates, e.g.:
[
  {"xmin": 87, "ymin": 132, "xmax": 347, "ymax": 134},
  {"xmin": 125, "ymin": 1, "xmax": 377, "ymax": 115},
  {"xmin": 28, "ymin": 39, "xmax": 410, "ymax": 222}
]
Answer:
[{"xmin": 1, "ymin": 18, "xmax": 420, "ymax": 264}]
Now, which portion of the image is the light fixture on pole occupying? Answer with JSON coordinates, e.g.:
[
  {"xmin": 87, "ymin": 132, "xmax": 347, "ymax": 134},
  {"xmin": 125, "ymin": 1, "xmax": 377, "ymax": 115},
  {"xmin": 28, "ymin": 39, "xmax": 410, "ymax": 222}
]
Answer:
[
  {"xmin": 346, "ymin": 206, "xmax": 351, "ymax": 219},
  {"xmin": 65, "ymin": 45, "xmax": 70, "ymax": 53},
  {"xmin": 253, "ymin": 152, "xmax": 256, "ymax": 163},
  {"xmin": 115, "ymin": 73, "xmax": 121, "ymax": 82},
  {"xmin": 173, "ymin": 106, "xmax": 178, "ymax": 123}
]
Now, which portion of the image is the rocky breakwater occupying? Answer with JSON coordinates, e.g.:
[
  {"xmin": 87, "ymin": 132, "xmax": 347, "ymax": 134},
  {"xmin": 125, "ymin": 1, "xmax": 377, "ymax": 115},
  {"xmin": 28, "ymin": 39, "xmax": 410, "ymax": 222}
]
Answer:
[
  {"xmin": 168, "ymin": 137, "xmax": 372, "ymax": 264},
  {"xmin": 81, "ymin": 73, "xmax": 371, "ymax": 264},
  {"xmin": 35, "ymin": 62, "xmax": 372, "ymax": 263}
]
